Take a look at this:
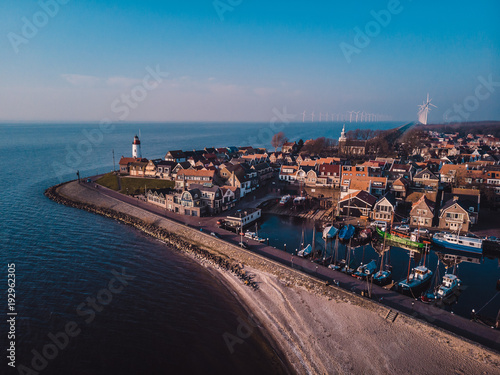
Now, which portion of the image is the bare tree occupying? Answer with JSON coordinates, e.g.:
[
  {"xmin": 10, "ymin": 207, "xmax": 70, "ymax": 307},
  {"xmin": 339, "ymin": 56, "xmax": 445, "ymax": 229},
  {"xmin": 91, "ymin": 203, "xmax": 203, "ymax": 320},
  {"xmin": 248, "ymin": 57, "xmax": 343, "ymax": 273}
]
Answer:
[{"xmin": 271, "ymin": 131, "xmax": 287, "ymax": 152}]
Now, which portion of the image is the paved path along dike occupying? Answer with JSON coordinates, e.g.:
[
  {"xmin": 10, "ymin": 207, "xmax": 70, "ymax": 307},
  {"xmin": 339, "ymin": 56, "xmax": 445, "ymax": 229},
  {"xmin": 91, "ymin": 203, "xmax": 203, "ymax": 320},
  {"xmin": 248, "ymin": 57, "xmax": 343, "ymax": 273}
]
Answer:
[{"xmin": 75, "ymin": 178, "xmax": 500, "ymax": 353}]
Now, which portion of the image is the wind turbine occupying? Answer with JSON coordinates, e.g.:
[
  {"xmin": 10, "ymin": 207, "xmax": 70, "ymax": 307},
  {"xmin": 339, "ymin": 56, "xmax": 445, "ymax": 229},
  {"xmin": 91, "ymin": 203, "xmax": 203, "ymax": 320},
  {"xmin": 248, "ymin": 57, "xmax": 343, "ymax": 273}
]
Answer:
[
  {"xmin": 319, "ymin": 112, "xmax": 322, "ymax": 122},
  {"xmin": 354, "ymin": 111, "xmax": 361, "ymax": 122},
  {"xmin": 348, "ymin": 111, "xmax": 354, "ymax": 123},
  {"xmin": 311, "ymin": 111, "xmax": 315, "ymax": 122},
  {"xmin": 302, "ymin": 110, "xmax": 306, "ymax": 123},
  {"xmin": 325, "ymin": 112, "xmax": 329, "ymax": 122},
  {"xmin": 418, "ymin": 93, "xmax": 437, "ymax": 125}
]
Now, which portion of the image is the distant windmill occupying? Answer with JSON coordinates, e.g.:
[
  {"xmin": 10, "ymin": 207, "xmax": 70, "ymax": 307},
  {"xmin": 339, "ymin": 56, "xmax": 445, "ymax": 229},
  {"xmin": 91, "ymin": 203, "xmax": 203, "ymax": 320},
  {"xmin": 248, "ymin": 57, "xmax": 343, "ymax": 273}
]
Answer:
[
  {"xmin": 354, "ymin": 111, "xmax": 361, "ymax": 122},
  {"xmin": 302, "ymin": 110, "xmax": 306, "ymax": 123},
  {"xmin": 311, "ymin": 111, "xmax": 315, "ymax": 122},
  {"xmin": 325, "ymin": 112, "xmax": 329, "ymax": 121},
  {"xmin": 348, "ymin": 111, "xmax": 354, "ymax": 123},
  {"xmin": 319, "ymin": 112, "xmax": 322, "ymax": 122},
  {"xmin": 418, "ymin": 94, "xmax": 437, "ymax": 125}
]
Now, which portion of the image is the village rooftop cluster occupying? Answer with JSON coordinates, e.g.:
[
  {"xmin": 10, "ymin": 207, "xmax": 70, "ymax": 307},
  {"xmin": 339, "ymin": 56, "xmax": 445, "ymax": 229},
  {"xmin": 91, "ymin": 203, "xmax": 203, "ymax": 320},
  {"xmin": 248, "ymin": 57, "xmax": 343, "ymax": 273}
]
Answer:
[{"xmin": 117, "ymin": 126, "xmax": 500, "ymax": 233}]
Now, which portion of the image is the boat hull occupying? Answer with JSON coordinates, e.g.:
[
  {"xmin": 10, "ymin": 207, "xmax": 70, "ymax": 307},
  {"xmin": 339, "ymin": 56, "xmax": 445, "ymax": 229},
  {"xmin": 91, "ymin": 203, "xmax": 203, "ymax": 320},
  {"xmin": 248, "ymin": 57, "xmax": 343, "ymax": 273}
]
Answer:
[
  {"xmin": 432, "ymin": 236, "xmax": 482, "ymax": 254},
  {"xmin": 373, "ymin": 271, "xmax": 392, "ymax": 286},
  {"xmin": 375, "ymin": 227, "xmax": 425, "ymax": 249},
  {"xmin": 339, "ymin": 225, "xmax": 355, "ymax": 241},
  {"xmin": 396, "ymin": 274, "xmax": 432, "ymax": 296}
]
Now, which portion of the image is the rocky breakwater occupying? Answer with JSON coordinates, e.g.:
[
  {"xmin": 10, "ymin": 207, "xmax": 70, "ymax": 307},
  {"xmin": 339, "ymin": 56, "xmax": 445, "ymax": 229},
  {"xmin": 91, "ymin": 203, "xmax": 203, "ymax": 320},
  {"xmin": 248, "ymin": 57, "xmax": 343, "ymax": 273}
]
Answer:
[{"xmin": 44, "ymin": 182, "xmax": 258, "ymax": 290}]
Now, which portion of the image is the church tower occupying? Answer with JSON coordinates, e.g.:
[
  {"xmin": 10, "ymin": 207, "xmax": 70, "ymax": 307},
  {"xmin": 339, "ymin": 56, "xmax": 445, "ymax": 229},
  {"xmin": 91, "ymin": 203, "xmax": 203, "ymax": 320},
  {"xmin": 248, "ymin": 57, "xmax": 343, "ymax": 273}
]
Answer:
[
  {"xmin": 339, "ymin": 124, "xmax": 347, "ymax": 143},
  {"xmin": 132, "ymin": 135, "xmax": 142, "ymax": 158}
]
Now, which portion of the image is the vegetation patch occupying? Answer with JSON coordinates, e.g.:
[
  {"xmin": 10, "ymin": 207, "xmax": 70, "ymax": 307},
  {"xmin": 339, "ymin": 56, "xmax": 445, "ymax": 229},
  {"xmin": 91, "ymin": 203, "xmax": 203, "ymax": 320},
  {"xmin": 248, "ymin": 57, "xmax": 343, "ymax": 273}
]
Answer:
[
  {"xmin": 119, "ymin": 177, "xmax": 174, "ymax": 195},
  {"xmin": 95, "ymin": 173, "xmax": 119, "ymax": 191}
]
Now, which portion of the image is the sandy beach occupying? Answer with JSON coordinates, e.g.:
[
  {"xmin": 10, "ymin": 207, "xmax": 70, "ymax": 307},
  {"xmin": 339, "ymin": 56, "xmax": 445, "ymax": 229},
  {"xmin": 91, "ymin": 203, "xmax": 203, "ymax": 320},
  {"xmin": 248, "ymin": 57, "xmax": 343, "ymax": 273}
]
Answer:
[{"xmin": 50, "ymin": 181, "xmax": 500, "ymax": 374}]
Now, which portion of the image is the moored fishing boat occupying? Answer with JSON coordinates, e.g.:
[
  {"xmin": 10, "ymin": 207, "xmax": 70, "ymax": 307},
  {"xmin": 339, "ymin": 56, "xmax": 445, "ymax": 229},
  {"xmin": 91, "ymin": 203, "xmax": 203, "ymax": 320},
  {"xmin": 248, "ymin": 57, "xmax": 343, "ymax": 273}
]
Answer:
[
  {"xmin": 432, "ymin": 232, "xmax": 483, "ymax": 254},
  {"xmin": 421, "ymin": 273, "xmax": 461, "ymax": 303},
  {"xmin": 373, "ymin": 268, "xmax": 392, "ymax": 286},
  {"xmin": 353, "ymin": 260, "xmax": 377, "ymax": 280},
  {"xmin": 396, "ymin": 265, "xmax": 433, "ymax": 296}
]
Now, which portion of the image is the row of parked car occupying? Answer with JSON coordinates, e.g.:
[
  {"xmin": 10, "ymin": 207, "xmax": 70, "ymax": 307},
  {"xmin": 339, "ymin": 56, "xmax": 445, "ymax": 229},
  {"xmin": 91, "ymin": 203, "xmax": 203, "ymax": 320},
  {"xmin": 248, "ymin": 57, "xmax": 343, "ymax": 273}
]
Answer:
[{"xmin": 371, "ymin": 220, "xmax": 431, "ymax": 236}]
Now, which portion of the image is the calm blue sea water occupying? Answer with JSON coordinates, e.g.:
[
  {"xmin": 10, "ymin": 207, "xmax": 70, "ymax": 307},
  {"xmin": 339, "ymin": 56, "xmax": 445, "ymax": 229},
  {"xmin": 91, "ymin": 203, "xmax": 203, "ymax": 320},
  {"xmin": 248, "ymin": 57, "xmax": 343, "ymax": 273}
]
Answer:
[{"xmin": 0, "ymin": 121, "xmax": 401, "ymax": 374}]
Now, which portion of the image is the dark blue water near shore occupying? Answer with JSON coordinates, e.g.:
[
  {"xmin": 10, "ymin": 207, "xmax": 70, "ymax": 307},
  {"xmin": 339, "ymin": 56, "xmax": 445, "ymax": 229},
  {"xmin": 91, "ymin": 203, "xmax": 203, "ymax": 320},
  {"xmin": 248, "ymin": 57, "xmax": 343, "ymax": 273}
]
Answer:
[{"xmin": 0, "ymin": 121, "xmax": 400, "ymax": 374}]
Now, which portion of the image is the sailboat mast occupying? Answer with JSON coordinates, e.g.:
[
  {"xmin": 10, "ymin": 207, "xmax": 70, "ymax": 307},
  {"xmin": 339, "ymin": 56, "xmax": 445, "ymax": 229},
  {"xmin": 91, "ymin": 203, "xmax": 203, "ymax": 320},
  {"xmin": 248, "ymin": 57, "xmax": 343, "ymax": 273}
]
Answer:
[
  {"xmin": 406, "ymin": 251, "xmax": 412, "ymax": 283},
  {"xmin": 312, "ymin": 222, "xmax": 316, "ymax": 257},
  {"xmin": 334, "ymin": 237, "xmax": 339, "ymax": 265},
  {"xmin": 301, "ymin": 225, "xmax": 304, "ymax": 249},
  {"xmin": 379, "ymin": 248, "xmax": 385, "ymax": 273}
]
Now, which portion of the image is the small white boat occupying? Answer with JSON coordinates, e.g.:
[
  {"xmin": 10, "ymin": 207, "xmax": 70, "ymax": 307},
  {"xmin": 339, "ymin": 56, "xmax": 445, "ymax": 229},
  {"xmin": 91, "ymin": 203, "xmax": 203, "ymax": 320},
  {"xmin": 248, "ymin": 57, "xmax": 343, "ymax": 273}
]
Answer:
[
  {"xmin": 298, "ymin": 244, "xmax": 312, "ymax": 257},
  {"xmin": 353, "ymin": 260, "xmax": 377, "ymax": 280},
  {"xmin": 436, "ymin": 274, "xmax": 461, "ymax": 298},
  {"xmin": 279, "ymin": 195, "xmax": 291, "ymax": 206},
  {"xmin": 322, "ymin": 226, "xmax": 339, "ymax": 240},
  {"xmin": 422, "ymin": 273, "xmax": 461, "ymax": 303},
  {"xmin": 293, "ymin": 196, "xmax": 306, "ymax": 205},
  {"xmin": 244, "ymin": 231, "xmax": 265, "ymax": 242}
]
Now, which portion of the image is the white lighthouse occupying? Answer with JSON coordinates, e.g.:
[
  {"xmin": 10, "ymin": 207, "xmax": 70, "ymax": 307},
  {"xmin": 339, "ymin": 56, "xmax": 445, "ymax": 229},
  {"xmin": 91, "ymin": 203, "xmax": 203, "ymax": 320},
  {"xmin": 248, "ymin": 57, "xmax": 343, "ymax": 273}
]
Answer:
[{"xmin": 132, "ymin": 135, "xmax": 142, "ymax": 158}]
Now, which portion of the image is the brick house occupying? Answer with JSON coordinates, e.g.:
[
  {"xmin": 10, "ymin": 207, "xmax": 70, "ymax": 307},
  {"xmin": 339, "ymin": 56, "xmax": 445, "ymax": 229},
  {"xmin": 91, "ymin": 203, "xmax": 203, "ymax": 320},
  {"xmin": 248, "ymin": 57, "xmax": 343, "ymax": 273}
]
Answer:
[
  {"xmin": 409, "ymin": 195, "xmax": 435, "ymax": 229},
  {"xmin": 316, "ymin": 164, "xmax": 341, "ymax": 187}
]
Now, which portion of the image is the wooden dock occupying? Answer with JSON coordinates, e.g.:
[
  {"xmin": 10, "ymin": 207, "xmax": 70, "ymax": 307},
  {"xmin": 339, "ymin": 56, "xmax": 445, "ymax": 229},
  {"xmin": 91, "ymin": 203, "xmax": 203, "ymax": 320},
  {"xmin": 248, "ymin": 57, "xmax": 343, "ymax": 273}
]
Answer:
[{"xmin": 263, "ymin": 202, "xmax": 334, "ymax": 222}]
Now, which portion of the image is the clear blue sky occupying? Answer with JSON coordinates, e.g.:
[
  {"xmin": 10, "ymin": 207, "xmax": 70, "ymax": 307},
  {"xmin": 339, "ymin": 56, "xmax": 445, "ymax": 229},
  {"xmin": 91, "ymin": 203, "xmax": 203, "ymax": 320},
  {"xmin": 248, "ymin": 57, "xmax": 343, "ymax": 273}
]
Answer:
[{"xmin": 1, "ymin": 0, "xmax": 499, "ymax": 122}]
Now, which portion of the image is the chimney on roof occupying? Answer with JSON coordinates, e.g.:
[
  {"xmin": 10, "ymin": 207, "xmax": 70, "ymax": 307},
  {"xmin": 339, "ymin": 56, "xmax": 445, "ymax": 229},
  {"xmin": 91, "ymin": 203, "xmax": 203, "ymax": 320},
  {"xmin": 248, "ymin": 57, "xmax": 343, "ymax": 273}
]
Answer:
[{"xmin": 453, "ymin": 196, "xmax": 459, "ymax": 202}]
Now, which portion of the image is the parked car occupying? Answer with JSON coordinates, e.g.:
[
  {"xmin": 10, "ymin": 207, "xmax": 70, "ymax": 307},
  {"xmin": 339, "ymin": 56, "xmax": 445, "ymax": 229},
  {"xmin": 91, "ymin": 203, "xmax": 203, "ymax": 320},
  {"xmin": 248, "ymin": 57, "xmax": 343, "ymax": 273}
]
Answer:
[
  {"xmin": 394, "ymin": 225, "xmax": 410, "ymax": 232},
  {"xmin": 401, "ymin": 218, "xmax": 409, "ymax": 224},
  {"xmin": 371, "ymin": 221, "xmax": 387, "ymax": 231},
  {"xmin": 216, "ymin": 219, "xmax": 225, "ymax": 226},
  {"xmin": 210, "ymin": 232, "xmax": 220, "ymax": 239},
  {"xmin": 239, "ymin": 242, "xmax": 249, "ymax": 249},
  {"xmin": 413, "ymin": 228, "xmax": 430, "ymax": 236}
]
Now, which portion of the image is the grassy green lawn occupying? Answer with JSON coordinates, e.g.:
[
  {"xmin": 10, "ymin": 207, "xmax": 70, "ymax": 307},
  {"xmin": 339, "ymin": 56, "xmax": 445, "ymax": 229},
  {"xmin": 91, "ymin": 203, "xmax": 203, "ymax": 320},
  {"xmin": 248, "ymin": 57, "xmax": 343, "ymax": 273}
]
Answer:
[
  {"xmin": 96, "ymin": 173, "xmax": 175, "ymax": 195},
  {"xmin": 119, "ymin": 177, "xmax": 174, "ymax": 195},
  {"xmin": 95, "ymin": 173, "xmax": 119, "ymax": 191}
]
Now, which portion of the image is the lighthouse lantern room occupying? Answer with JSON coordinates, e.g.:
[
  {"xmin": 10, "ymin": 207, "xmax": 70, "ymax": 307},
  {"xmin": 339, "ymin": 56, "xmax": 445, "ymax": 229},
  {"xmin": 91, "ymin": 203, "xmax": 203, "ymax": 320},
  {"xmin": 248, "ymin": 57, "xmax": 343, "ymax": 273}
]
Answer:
[{"xmin": 132, "ymin": 135, "xmax": 142, "ymax": 158}]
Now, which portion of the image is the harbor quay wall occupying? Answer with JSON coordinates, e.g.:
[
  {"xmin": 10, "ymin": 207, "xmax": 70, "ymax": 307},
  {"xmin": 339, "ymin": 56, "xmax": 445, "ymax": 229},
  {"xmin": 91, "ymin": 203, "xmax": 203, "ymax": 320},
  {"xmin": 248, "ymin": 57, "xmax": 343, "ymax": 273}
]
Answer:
[{"xmin": 45, "ymin": 181, "xmax": 391, "ymax": 313}]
